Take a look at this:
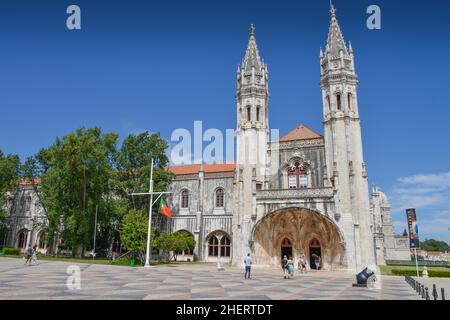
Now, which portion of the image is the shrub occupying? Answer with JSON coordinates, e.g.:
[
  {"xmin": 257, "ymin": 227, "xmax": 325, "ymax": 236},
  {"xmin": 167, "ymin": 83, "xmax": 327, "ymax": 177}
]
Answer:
[
  {"xmin": 3, "ymin": 247, "xmax": 21, "ymax": 255},
  {"xmin": 391, "ymin": 269, "xmax": 450, "ymax": 278}
]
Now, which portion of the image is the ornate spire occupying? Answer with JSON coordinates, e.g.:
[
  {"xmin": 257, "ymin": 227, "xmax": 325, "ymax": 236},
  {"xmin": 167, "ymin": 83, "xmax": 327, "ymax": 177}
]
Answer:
[
  {"xmin": 326, "ymin": 3, "xmax": 348, "ymax": 57},
  {"xmin": 242, "ymin": 24, "xmax": 263, "ymax": 71}
]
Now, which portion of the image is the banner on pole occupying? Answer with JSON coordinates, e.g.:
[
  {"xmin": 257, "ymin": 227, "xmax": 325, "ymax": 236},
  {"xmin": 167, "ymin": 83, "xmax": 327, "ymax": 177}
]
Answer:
[{"xmin": 406, "ymin": 208, "xmax": 420, "ymax": 249}]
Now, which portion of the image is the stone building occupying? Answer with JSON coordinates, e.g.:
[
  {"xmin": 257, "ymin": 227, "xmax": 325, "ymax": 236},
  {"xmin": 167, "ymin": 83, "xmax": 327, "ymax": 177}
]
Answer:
[
  {"xmin": 3, "ymin": 4, "xmax": 410, "ymax": 270},
  {"xmin": 165, "ymin": 4, "xmax": 410, "ymax": 270}
]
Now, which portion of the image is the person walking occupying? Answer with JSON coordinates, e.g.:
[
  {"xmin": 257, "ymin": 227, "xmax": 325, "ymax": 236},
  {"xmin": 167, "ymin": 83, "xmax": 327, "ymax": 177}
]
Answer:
[
  {"xmin": 244, "ymin": 253, "xmax": 252, "ymax": 279},
  {"xmin": 311, "ymin": 253, "xmax": 318, "ymax": 271},
  {"xmin": 31, "ymin": 245, "xmax": 38, "ymax": 265},
  {"xmin": 298, "ymin": 254, "xmax": 307, "ymax": 273},
  {"xmin": 281, "ymin": 255, "xmax": 289, "ymax": 279},
  {"xmin": 24, "ymin": 245, "xmax": 33, "ymax": 266},
  {"xmin": 315, "ymin": 255, "xmax": 321, "ymax": 271},
  {"xmin": 287, "ymin": 256, "xmax": 294, "ymax": 278}
]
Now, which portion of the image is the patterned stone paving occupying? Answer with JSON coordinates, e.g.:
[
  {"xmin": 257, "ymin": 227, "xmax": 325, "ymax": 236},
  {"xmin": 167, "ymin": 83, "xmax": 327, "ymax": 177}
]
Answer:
[{"xmin": 0, "ymin": 257, "xmax": 419, "ymax": 300}]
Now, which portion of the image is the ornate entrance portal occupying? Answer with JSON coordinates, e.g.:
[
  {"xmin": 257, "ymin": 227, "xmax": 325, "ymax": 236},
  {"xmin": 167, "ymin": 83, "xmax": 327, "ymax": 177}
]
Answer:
[{"xmin": 251, "ymin": 207, "xmax": 345, "ymax": 269}]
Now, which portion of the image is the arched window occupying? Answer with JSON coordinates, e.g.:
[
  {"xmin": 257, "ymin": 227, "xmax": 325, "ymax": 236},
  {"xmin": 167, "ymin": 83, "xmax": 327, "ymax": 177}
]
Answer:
[
  {"xmin": 181, "ymin": 190, "xmax": 189, "ymax": 209},
  {"xmin": 220, "ymin": 236, "xmax": 231, "ymax": 257},
  {"xmin": 208, "ymin": 236, "xmax": 219, "ymax": 256},
  {"xmin": 17, "ymin": 230, "xmax": 27, "ymax": 249},
  {"xmin": 288, "ymin": 162, "xmax": 308, "ymax": 189},
  {"xmin": 336, "ymin": 94, "xmax": 342, "ymax": 110},
  {"xmin": 247, "ymin": 106, "xmax": 251, "ymax": 121},
  {"xmin": 347, "ymin": 93, "xmax": 352, "ymax": 110},
  {"xmin": 256, "ymin": 106, "xmax": 260, "ymax": 122},
  {"xmin": 215, "ymin": 188, "xmax": 224, "ymax": 208},
  {"xmin": 326, "ymin": 96, "xmax": 331, "ymax": 112},
  {"xmin": 38, "ymin": 232, "xmax": 46, "ymax": 249}
]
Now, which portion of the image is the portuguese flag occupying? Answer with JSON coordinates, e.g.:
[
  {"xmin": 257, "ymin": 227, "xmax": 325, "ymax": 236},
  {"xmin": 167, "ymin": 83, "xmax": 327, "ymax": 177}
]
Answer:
[{"xmin": 159, "ymin": 198, "xmax": 173, "ymax": 218}]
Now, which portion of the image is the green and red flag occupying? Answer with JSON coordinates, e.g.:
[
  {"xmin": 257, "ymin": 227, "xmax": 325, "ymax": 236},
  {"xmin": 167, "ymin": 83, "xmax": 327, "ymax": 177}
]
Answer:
[{"xmin": 159, "ymin": 197, "xmax": 173, "ymax": 218}]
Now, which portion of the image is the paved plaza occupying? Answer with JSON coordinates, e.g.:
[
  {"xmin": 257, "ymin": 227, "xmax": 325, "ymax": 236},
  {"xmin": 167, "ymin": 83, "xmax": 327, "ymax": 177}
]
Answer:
[{"xmin": 0, "ymin": 257, "xmax": 419, "ymax": 300}]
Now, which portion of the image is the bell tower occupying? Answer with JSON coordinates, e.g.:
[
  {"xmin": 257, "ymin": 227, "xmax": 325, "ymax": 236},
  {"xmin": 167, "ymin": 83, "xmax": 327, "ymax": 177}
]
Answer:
[
  {"xmin": 233, "ymin": 25, "xmax": 270, "ymax": 265},
  {"xmin": 320, "ymin": 4, "xmax": 376, "ymax": 270}
]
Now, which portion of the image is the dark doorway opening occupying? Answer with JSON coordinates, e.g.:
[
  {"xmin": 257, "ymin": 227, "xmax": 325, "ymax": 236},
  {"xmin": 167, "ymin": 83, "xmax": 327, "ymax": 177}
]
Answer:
[
  {"xmin": 280, "ymin": 237, "xmax": 292, "ymax": 260},
  {"xmin": 309, "ymin": 238, "xmax": 322, "ymax": 269}
]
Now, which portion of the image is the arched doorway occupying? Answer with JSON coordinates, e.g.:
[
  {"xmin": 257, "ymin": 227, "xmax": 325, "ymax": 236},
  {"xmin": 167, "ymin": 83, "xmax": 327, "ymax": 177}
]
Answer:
[
  {"xmin": 280, "ymin": 238, "xmax": 292, "ymax": 260},
  {"xmin": 17, "ymin": 229, "xmax": 28, "ymax": 249},
  {"xmin": 251, "ymin": 207, "xmax": 345, "ymax": 268},
  {"xmin": 309, "ymin": 238, "xmax": 321, "ymax": 269}
]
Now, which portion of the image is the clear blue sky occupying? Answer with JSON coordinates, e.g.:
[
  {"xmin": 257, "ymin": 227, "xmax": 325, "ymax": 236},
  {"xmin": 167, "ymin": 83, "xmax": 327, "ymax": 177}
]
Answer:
[{"xmin": 0, "ymin": 0, "xmax": 449, "ymax": 243}]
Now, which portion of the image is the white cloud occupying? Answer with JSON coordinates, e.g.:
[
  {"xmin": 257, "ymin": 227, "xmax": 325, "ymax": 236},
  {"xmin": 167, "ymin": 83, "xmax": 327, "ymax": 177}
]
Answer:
[
  {"xmin": 398, "ymin": 172, "xmax": 450, "ymax": 187},
  {"xmin": 390, "ymin": 172, "xmax": 450, "ymax": 243}
]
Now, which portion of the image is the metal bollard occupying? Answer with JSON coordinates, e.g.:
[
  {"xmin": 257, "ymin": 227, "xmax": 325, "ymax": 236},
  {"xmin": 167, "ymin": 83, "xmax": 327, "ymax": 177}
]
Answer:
[
  {"xmin": 442, "ymin": 288, "xmax": 446, "ymax": 300},
  {"xmin": 425, "ymin": 288, "xmax": 430, "ymax": 300},
  {"xmin": 432, "ymin": 284, "xmax": 438, "ymax": 300}
]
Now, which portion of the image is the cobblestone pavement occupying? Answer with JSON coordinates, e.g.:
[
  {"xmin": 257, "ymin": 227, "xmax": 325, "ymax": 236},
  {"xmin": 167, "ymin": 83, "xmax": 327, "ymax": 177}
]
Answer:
[{"xmin": 0, "ymin": 258, "xmax": 419, "ymax": 300}]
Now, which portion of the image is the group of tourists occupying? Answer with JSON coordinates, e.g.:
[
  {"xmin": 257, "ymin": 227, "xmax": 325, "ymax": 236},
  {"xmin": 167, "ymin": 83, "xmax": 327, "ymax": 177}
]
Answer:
[
  {"xmin": 244, "ymin": 252, "xmax": 321, "ymax": 279},
  {"xmin": 23, "ymin": 245, "xmax": 39, "ymax": 266}
]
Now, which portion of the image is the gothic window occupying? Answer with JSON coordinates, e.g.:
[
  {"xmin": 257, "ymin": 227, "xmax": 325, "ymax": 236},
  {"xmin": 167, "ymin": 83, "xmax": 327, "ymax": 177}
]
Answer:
[
  {"xmin": 38, "ymin": 232, "xmax": 46, "ymax": 249},
  {"xmin": 336, "ymin": 94, "xmax": 342, "ymax": 110},
  {"xmin": 220, "ymin": 236, "xmax": 231, "ymax": 257},
  {"xmin": 256, "ymin": 106, "xmax": 260, "ymax": 122},
  {"xmin": 247, "ymin": 106, "xmax": 251, "ymax": 121},
  {"xmin": 326, "ymin": 96, "xmax": 331, "ymax": 112},
  {"xmin": 347, "ymin": 93, "xmax": 352, "ymax": 110},
  {"xmin": 180, "ymin": 190, "xmax": 189, "ymax": 209},
  {"xmin": 288, "ymin": 162, "xmax": 308, "ymax": 189},
  {"xmin": 215, "ymin": 188, "xmax": 224, "ymax": 208},
  {"xmin": 208, "ymin": 236, "xmax": 219, "ymax": 256},
  {"xmin": 17, "ymin": 230, "xmax": 27, "ymax": 249}
]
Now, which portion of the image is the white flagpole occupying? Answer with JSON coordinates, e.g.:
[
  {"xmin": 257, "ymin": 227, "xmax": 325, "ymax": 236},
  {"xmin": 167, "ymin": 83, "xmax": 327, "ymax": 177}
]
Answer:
[{"xmin": 144, "ymin": 158, "xmax": 154, "ymax": 268}]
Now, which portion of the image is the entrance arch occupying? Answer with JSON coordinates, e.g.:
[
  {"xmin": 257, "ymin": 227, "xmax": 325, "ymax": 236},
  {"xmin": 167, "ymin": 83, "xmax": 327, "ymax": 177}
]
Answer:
[
  {"xmin": 251, "ymin": 207, "xmax": 345, "ymax": 269},
  {"xmin": 280, "ymin": 237, "xmax": 292, "ymax": 260},
  {"xmin": 309, "ymin": 238, "xmax": 321, "ymax": 269}
]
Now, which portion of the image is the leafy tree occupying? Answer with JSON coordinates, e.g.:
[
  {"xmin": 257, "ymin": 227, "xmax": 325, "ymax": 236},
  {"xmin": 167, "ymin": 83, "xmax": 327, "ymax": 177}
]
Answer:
[
  {"xmin": 114, "ymin": 131, "xmax": 174, "ymax": 211},
  {"xmin": 156, "ymin": 231, "xmax": 196, "ymax": 261},
  {"xmin": 0, "ymin": 149, "xmax": 20, "ymax": 219},
  {"xmin": 120, "ymin": 209, "xmax": 151, "ymax": 260},
  {"xmin": 35, "ymin": 128, "xmax": 118, "ymax": 256},
  {"xmin": 420, "ymin": 238, "xmax": 450, "ymax": 252}
]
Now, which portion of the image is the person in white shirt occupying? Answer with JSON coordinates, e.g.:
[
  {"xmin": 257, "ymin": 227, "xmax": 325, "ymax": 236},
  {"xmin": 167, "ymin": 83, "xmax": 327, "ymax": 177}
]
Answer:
[{"xmin": 244, "ymin": 253, "xmax": 252, "ymax": 279}]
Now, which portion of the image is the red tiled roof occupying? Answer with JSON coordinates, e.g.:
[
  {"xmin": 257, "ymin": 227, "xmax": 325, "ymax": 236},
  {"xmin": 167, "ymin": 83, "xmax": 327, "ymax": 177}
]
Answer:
[
  {"xmin": 168, "ymin": 163, "xmax": 236, "ymax": 175},
  {"xmin": 20, "ymin": 177, "xmax": 41, "ymax": 186},
  {"xmin": 279, "ymin": 124, "xmax": 322, "ymax": 142}
]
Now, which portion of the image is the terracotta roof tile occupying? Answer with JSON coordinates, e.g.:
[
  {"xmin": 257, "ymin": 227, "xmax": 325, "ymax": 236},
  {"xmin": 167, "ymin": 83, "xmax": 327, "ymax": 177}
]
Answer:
[
  {"xmin": 279, "ymin": 124, "xmax": 322, "ymax": 142},
  {"xmin": 20, "ymin": 177, "xmax": 41, "ymax": 186},
  {"xmin": 168, "ymin": 163, "xmax": 236, "ymax": 175}
]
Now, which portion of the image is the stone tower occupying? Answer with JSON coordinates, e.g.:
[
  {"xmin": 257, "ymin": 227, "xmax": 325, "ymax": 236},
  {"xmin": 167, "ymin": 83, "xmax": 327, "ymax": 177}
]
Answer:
[
  {"xmin": 320, "ymin": 4, "xmax": 376, "ymax": 270},
  {"xmin": 233, "ymin": 25, "xmax": 270, "ymax": 264}
]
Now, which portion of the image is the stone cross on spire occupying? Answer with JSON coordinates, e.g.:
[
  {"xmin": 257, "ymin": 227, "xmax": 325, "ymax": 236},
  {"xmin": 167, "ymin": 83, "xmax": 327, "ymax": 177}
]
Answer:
[
  {"xmin": 326, "ymin": 2, "xmax": 348, "ymax": 57},
  {"xmin": 249, "ymin": 24, "xmax": 255, "ymax": 36},
  {"xmin": 241, "ymin": 24, "xmax": 263, "ymax": 71}
]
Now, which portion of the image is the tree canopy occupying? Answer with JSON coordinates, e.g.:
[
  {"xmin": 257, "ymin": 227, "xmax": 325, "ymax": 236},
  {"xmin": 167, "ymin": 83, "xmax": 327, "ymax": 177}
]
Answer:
[{"xmin": 420, "ymin": 238, "xmax": 450, "ymax": 252}]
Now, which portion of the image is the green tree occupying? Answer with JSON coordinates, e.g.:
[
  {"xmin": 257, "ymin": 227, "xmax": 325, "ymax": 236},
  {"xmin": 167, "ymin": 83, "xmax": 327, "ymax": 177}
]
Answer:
[
  {"xmin": 35, "ymin": 128, "xmax": 118, "ymax": 256},
  {"xmin": 420, "ymin": 238, "xmax": 450, "ymax": 252},
  {"xmin": 119, "ymin": 209, "xmax": 150, "ymax": 260},
  {"xmin": 0, "ymin": 150, "xmax": 21, "ymax": 232},
  {"xmin": 114, "ymin": 131, "xmax": 174, "ymax": 211},
  {"xmin": 156, "ymin": 231, "xmax": 196, "ymax": 261}
]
